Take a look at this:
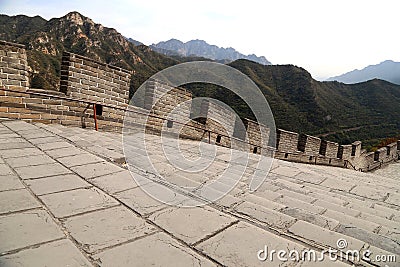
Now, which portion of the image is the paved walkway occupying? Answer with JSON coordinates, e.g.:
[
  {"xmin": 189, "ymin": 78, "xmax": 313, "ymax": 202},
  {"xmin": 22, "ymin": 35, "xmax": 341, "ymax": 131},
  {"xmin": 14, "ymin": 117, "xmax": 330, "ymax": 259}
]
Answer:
[{"xmin": 0, "ymin": 120, "xmax": 399, "ymax": 266}]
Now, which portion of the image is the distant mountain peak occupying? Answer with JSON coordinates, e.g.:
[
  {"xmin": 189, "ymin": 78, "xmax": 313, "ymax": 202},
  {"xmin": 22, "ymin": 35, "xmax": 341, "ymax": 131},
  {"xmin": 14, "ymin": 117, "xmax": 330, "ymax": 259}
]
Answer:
[
  {"xmin": 327, "ymin": 60, "xmax": 400, "ymax": 85},
  {"xmin": 150, "ymin": 38, "xmax": 271, "ymax": 65}
]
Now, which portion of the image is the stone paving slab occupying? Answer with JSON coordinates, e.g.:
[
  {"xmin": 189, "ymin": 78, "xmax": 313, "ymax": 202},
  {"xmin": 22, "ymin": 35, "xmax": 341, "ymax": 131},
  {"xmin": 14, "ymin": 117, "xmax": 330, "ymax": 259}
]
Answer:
[
  {"xmin": 91, "ymin": 170, "xmax": 142, "ymax": 194},
  {"xmin": 70, "ymin": 161, "xmax": 123, "ymax": 179},
  {"xmin": 385, "ymin": 193, "xmax": 400, "ymax": 206},
  {"xmin": 293, "ymin": 172, "xmax": 327, "ymax": 184},
  {"xmin": 270, "ymin": 165, "xmax": 302, "ymax": 178},
  {"xmin": 335, "ymin": 224, "xmax": 400, "ymax": 255},
  {"xmin": 288, "ymin": 220, "xmax": 365, "ymax": 252},
  {"xmin": 0, "ymin": 164, "xmax": 14, "ymax": 176},
  {"xmin": 36, "ymin": 141, "xmax": 76, "ymax": 151},
  {"xmin": 28, "ymin": 136, "xmax": 63, "ymax": 145},
  {"xmin": 276, "ymin": 196, "xmax": 326, "ymax": 214},
  {"xmin": 64, "ymin": 206, "xmax": 157, "ymax": 253},
  {"xmin": 323, "ymin": 209, "xmax": 379, "ymax": 232},
  {"xmin": 0, "ymin": 147, "xmax": 44, "ymax": 159},
  {"xmin": 315, "ymin": 199, "xmax": 361, "ymax": 217},
  {"xmin": 2, "ymin": 121, "xmax": 39, "ymax": 131},
  {"xmin": 0, "ymin": 210, "xmax": 65, "ymax": 254},
  {"xmin": 350, "ymin": 185, "xmax": 388, "ymax": 201},
  {"xmin": 319, "ymin": 178, "xmax": 356, "ymax": 192},
  {"xmin": 17, "ymin": 130, "xmax": 54, "ymax": 139},
  {"xmin": 4, "ymin": 154, "xmax": 56, "ymax": 168},
  {"xmin": 93, "ymin": 232, "xmax": 216, "ymax": 267},
  {"xmin": 149, "ymin": 206, "xmax": 237, "ymax": 245},
  {"xmin": 197, "ymin": 221, "xmax": 304, "ymax": 267},
  {"xmin": 0, "ymin": 141, "xmax": 34, "ymax": 150},
  {"xmin": 14, "ymin": 162, "xmax": 72, "ymax": 179},
  {"xmin": 0, "ymin": 137, "xmax": 25, "ymax": 144},
  {"xmin": 0, "ymin": 189, "xmax": 41, "ymax": 215},
  {"xmin": 0, "ymin": 174, "xmax": 24, "ymax": 192},
  {"xmin": 39, "ymin": 187, "xmax": 119, "ymax": 218},
  {"xmin": 0, "ymin": 133, "xmax": 20, "ymax": 139},
  {"xmin": 114, "ymin": 184, "xmax": 180, "ymax": 216},
  {"xmin": 26, "ymin": 174, "xmax": 92, "ymax": 196},
  {"xmin": 0, "ymin": 239, "xmax": 92, "ymax": 267},
  {"xmin": 45, "ymin": 146, "xmax": 87, "ymax": 159},
  {"xmin": 57, "ymin": 153, "xmax": 105, "ymax": 167}
]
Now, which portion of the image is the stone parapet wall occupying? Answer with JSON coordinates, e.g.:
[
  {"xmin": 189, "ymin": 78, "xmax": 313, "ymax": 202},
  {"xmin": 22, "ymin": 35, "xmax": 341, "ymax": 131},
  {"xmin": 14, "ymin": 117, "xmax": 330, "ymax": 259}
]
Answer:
[
  {"xmin": 0, "ymin": 41, "xmax": 29, "ymax": 91},
  {"xmin": 243, "ymin": 118, "xmax": 270, "ymax": 154},
  {"xmin": 60, "ymin": 52, "xmax": 131, "ymax": 106},
  {"xmin": 276, "ymin": 129, "xmax": 299, "ymax": 152},
  {"xmin": 298, "ymin": 134, "xmax": 321, "ymax": 155}
]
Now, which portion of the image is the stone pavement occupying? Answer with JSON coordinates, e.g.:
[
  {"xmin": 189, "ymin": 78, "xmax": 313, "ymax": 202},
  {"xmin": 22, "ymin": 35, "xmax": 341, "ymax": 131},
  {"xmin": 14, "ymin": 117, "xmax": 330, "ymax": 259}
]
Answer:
[{"xmin": 0, "ymin": 120, "xmax": 399, "ymax": 266}]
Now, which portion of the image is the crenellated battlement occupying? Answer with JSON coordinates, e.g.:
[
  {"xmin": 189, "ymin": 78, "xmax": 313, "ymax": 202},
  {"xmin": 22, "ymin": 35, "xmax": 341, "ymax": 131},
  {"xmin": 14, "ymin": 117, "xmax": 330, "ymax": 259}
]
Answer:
[{"xmin": 0, "ymin": 40, "xmax": 398, "ymax": 172}]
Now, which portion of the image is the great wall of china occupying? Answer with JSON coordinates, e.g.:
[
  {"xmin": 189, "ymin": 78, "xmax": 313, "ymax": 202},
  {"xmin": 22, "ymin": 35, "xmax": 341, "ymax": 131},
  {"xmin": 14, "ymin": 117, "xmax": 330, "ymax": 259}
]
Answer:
[{"xmin": 0, "ymin": 40, "xmax": 398, "ymax": 172}]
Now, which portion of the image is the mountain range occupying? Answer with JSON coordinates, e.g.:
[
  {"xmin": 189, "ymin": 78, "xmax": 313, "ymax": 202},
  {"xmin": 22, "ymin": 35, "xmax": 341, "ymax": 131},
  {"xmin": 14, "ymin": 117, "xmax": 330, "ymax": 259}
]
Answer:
[
  {"xmin": 0, "ymin": 11, "xmax": 399, "ymax": 149},
  {"xmin": 327, "ymin": 60, "xmax": 400, "ymax": 85},
  {"xmin": 150, "ymin": 39, "xmax": 271, "ymax": 65}
]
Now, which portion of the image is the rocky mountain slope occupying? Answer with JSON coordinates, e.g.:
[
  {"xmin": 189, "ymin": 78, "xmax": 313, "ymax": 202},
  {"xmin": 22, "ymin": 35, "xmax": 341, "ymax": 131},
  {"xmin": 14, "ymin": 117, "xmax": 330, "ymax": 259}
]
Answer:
[{"xmin": 151, "ymin": 39, "xmax": 271, "ymax": 65}]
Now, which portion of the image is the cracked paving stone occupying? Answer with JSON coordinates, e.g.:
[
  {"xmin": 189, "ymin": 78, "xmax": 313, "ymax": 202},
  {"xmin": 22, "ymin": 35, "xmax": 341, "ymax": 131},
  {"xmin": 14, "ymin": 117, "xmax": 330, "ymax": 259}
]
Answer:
[
  {"xmin": 0, "ymin": 210, "xmax": 64, "ymax": 253},
  {"xmin": 0, "ymin": 239, "xmax": 92, "ymax": 266},
  {"xmin": 196, "ymin": 221, "xmax": 305, "ymax": 267},
  {"xmin": 93, "ymin": 232, "xmax": 216, "ymax": 267},
  {"xmin": 26, "ymin": 174, "xmax": 92, "ymax": 196},
  {"xmin": 64, "ymin": 206, "xmax": 157, "ymax": 253},
  {"xmin": 70, "ymin": 161, "xmax": 123, "ymax": 179},
  {"xmin": 149, "ymin": 206, "xmax": 237, "ymax": 245},
  {"xmin": 14, "ymin": 163, "xmax": 72, "ymax": 179},
  {"xmin": 114, "ymin": 182, "xmax": 184, "ymax": 216},
  {"xmin": 0, "ymin": 189, "xmax": 41, "ymax": 215},
  {"xmin": 91, "ymin": 170, "xmax": 144, "ymax": 194},
  {"xmin": 39, "ymin": 187, "xmax": 119, "ymax": 218}
]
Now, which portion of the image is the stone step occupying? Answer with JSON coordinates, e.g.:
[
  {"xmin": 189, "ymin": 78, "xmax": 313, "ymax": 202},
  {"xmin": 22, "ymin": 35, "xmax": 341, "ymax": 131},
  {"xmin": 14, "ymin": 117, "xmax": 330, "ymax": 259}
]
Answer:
[{"xmin": 234, "ymin": 201, "xmax": 296, "ymax": 230}]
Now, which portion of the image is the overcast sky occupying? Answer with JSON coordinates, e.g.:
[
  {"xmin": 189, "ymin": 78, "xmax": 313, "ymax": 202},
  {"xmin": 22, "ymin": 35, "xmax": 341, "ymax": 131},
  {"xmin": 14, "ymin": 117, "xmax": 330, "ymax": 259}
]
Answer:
[{"xmin": 1, "ymin": 0, "xmax": 399, "ymax": 80}]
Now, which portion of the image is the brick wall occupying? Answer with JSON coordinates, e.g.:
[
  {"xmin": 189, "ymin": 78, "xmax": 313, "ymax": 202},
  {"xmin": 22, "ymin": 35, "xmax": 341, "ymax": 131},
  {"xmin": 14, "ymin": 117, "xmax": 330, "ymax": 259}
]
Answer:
[
  {"xmin": 276, "ymin": 129, "xmax": 299, "ymax": 152},
  {"xmin": 319, "ymin": 140, "xmax": 339, "ymax": 158},
  {"xmin": 60, "ymin": 52, "xmax": 131, "ymax": 105},
  {"xmin": 298, "ymin": 134, "xmax": 321, "ymax": 155},
  {"xmin": 243, "ymin": 118, "xmax": 270, "ymax": 154},
  {"xmin": 0, "ymin": 41, "xmax": 29, "ymax": 91}
]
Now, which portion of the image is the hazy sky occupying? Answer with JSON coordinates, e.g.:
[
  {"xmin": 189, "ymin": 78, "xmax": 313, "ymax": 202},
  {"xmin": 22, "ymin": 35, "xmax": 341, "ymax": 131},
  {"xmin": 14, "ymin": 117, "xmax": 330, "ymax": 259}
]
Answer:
[{"xmin": 1, "ymin": 0, "xmax": 399, "ymax": 80}]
